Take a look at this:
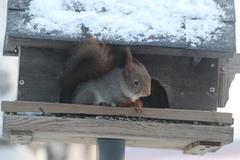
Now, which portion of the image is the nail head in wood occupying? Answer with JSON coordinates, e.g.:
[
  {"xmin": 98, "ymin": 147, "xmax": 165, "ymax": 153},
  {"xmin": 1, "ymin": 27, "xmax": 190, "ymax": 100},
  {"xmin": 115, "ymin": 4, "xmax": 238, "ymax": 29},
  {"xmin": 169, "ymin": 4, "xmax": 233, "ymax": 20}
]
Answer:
[
  {"xmin": 12, "ymin": 46, "xmax": 19, "ymax": 54},
  {"xmin": 221, "ymin": 66, "xmax": 227, "ymax": 71},
  {"xmin": 210, "ymin": 64, "xmax": 215, "ymax": 68},
  {"xmin": 19, "ymin": 80, "xmax": 25, "ymax": 85},
  {"xmin": 209, "ymin": 87, "xmax": 216, "ymax": 93},
  {"xmin": 14, "ymin": 3, "xmax": 21, "ymax": 7}
]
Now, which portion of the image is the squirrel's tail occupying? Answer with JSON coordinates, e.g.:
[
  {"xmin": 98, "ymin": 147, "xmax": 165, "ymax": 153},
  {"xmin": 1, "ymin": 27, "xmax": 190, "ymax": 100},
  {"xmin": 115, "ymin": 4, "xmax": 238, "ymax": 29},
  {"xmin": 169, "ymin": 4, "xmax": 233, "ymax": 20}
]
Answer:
[
  {"xmin": 60, "ymin": 38, "xmax": 113, "ymax": 103},
  {"xmin": 63, "ymin": 38, "xmax": 113, "ymax": 80}
]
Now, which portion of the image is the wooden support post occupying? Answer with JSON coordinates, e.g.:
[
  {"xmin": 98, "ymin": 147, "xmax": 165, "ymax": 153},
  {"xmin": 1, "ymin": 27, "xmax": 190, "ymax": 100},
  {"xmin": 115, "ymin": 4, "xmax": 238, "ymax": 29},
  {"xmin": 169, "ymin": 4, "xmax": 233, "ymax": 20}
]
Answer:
[
  {"xmin": 97, "ymin": 139, "xmax": 125, "ymax": 160},
  {"xmin": 218, "ymin": 53, "xmax": 240, "ymax": 107},
  {"xmin": 217, "ymin": 74, "xmax": 235, "ymax": 107}
]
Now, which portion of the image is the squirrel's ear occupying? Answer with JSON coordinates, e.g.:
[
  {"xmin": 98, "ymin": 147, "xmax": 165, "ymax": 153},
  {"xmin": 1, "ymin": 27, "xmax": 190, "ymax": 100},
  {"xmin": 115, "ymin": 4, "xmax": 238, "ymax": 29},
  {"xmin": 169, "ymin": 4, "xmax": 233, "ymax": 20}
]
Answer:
[{"xmin": 126, "ymin": 47, "xmax": 134, "ymax": 71}]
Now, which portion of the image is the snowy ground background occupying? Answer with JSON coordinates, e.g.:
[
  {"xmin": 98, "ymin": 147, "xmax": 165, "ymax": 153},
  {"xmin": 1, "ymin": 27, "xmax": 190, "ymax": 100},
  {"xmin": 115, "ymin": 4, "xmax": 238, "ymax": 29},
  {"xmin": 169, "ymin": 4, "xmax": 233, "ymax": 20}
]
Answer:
[{"xmin": 0, "ymin": 0, "xmax": 240, "ymax": 160}]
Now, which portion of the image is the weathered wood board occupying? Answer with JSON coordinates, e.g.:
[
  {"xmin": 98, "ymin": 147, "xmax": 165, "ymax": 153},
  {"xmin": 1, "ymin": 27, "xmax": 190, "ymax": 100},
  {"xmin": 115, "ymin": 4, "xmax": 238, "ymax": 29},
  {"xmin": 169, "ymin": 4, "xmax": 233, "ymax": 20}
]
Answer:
[
  {"xmin": 18, "ymin": 47, "xmax": 64, "ymax": 102},
  {"xmin": 2, "ymin": 115, "xmax": 233, "ymax": 145},
  {"xmin": 1, "ymin": 101, "xmax": 234, "ymax": 155},
  {"xmin": 4, "ymin": 0, "xmax": 236, "ymax": 58},
  {"xmin": 1, "ymin": 101, "xmax": 233, "ymax": 124},
  {"xmin": 134, "ymin": 54, "xmax": 218, "ymax": 111},
  {"xmin": 2, "ymin": 105, "xmax": 233, "ymax": 155},
  {"xmin": 217, "ymin": 54, "xmax": 240, "ymax": 107},
  {"xmin": 219, "ymin": 54, "xmax": 240, "ymax": 74},
  {"xmin": 217, "ymin": 74, "xmax": 235, "ymax": 107}
]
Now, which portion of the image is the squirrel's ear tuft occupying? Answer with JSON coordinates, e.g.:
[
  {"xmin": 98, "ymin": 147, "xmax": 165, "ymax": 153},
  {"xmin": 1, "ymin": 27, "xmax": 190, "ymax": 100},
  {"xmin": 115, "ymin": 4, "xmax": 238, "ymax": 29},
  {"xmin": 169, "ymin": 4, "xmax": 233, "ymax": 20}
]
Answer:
[{"xmin": 126, "ymin": 47, "xmax": 134, "ymax": 71}]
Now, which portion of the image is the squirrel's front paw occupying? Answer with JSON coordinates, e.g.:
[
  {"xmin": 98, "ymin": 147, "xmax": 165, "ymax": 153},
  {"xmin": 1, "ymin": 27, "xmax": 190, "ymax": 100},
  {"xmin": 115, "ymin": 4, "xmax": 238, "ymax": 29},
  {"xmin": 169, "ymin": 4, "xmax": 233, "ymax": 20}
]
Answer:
[{"xmin": 129, "ymin": 100, "xmax": 143, "ymax": 113}]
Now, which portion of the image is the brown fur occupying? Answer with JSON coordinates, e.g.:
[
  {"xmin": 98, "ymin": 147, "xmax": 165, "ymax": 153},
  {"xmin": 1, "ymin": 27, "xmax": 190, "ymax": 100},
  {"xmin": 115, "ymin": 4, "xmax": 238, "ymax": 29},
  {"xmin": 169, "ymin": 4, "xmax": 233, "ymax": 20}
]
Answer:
[{"xmin": 61, "ymin": 38, "xmax": 151, "ymax": 113}]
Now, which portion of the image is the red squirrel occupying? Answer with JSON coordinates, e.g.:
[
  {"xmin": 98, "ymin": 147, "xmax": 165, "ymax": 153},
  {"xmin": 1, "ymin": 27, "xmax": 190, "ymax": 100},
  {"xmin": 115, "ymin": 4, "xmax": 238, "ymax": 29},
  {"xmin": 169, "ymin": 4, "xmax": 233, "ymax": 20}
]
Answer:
[{"xmin": 61, "ymin": 38, "xmax": 151, "ymax": 112}]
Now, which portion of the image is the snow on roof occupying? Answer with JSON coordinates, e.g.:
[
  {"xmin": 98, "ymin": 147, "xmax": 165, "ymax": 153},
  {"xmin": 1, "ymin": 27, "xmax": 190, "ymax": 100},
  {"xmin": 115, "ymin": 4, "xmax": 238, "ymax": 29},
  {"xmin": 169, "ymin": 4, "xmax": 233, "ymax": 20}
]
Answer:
[{"xmin": 24, "ymin": 0, "xmax": 226, "ymax": 47}]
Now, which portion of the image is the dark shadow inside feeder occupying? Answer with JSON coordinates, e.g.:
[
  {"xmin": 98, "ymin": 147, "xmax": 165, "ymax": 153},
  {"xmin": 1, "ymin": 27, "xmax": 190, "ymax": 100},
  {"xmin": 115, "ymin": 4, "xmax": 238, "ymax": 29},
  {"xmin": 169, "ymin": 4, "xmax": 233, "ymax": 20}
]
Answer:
[{"xmin": 140, "ymin": 78, "xmax": 169, "ymax": 108}]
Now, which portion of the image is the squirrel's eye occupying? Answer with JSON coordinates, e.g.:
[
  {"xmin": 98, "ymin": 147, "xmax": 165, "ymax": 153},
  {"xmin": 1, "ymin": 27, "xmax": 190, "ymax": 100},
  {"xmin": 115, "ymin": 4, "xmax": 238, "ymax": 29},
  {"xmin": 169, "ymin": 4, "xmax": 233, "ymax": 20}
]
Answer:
[{"xmin": 133, "ymin": 80, "xmax": 139, "ymax": 86}]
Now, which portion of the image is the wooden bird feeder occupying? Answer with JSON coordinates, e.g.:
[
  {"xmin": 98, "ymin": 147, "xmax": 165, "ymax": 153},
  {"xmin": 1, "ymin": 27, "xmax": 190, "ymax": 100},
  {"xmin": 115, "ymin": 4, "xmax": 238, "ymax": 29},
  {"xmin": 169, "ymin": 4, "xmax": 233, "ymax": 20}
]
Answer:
[{"xmin": 1, "ymin": 0, "xmax": 239, "ymax": 157}]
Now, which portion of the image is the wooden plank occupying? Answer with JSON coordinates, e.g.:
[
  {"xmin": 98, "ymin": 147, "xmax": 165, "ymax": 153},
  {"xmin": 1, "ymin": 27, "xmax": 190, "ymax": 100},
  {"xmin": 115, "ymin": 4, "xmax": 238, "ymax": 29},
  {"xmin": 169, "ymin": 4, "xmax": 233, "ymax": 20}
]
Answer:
[
  {"xmin": 2, "ymin": 131, "xmax": 191, "ymax": 150},
  {"xmin": 5, "ymin": 36, "xmax": 73, "ymax": 49},
  {"xmin": 217, "ymin": 53, "xmax": 240, "ymax": 107},
  {"xmin": 217, "ymin": 74, "xmax": 235, "ymax": 107},
  {"xmin": 130, "ymin": 45, "xmax": 234, "ymax": 59},
  {"xmin": 220, "ymin": 54, "xmax": 240, "ymax": 74},
  {"xmin": 2, "ymin": 115, "xmax": 233, "ymax": 145},
  {"xmin": 18, "ymin": 47, "xmax": 63, "ymax": 102},
  {"xmin": 5, "ymin": 36, "xmax": 234, "ymax": 58},
  {"xmin": 1, "ymin": 101, "xmax": 233, "ymax": 124}
]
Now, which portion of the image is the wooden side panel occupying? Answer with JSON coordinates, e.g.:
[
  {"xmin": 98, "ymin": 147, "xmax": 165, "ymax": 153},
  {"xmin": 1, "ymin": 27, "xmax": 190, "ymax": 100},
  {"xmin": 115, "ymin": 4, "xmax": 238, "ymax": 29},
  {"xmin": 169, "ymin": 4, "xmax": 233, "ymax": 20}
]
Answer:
[
  {"xmin": 1, "ymin": 101, "xmax": 233, "ymax": 124},
  {"xmin": 134, "ymin": 54, "xmax": 219, "ymax": 111},
  {"xmin": 220, "ymin": 54, "xmax": 240, "ymax": 74},
  {"xmin": 18, "ymin": 47, "xmax": 64, "ymax": 102},
  {"xmin": 217, "ymin": 54, "xmax": 240, "ymax": 107},
  {"xmin": 217, "ymin": 74, "xmax": 235, "ymax": 107},
  {"xmin": 5, "ymin": 36, "xmax": 234, "ymax": 58}
]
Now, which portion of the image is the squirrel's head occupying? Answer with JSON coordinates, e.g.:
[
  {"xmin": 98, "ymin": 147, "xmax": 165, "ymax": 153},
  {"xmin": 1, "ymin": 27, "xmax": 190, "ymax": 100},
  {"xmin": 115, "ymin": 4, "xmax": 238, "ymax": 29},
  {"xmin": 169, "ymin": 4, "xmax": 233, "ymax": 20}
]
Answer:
[{"xmin": 124, "ymin": 48, "xmax": 151, "ymax": 99}]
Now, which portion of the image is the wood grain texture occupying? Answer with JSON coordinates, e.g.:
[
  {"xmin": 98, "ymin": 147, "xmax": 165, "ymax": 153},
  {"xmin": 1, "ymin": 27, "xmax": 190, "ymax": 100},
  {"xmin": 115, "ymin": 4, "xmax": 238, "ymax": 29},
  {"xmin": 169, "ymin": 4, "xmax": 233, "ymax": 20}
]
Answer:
[
  {"xmin": 134, "ymin": 54, "xmax": 219, "ymax": 111},
  {"xmin": 18, "ymin": 47, "xmax": 64, "ymax": 102},
  {"xmin": 1, "ymin": 101, "xmax": 233, "ymax": 124},
  {"xmin": 2, "ymin": 132, "xmax": 191, "ymax": 150},
  {"xmin": 217, "ymin": 74, "xmax": 235, "ymax": 107},
  {"xmin": 2, "ymin": 115, "xmax": 233, "ymax": 146},
  {"xmin": 220, "ymin": 54, "xmax": 240, "ymax": 74}
]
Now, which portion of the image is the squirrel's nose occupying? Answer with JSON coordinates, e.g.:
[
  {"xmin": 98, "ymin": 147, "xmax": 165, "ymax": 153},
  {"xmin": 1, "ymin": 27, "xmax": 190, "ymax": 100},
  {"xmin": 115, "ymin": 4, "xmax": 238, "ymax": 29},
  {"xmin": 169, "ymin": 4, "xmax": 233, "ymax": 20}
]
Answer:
[
  {"xmin": 146, "ymin": 89, "xmax": 151, "ymax": 96},
  {"xmin": 142, "ymin": 88, "xmax": 151, "ymax": 97}
]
